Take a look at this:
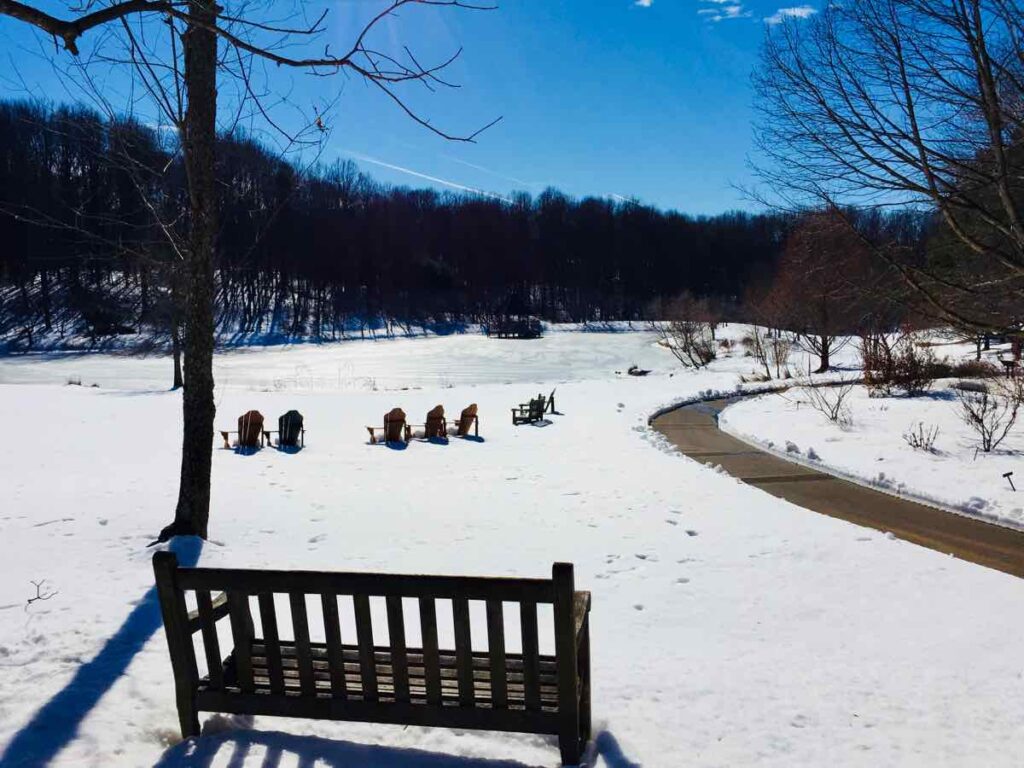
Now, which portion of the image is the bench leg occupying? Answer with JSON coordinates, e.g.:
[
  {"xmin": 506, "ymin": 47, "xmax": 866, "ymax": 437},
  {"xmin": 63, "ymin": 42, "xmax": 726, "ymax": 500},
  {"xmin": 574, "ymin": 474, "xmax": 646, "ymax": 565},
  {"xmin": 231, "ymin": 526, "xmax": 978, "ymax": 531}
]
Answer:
[
  {"xmin": 176, "ymin": 688, "xmax": 200, "ymax": 739},
  {"xmin": 558, "ymin": 730, "xmax": 582, "ymax": 767}
]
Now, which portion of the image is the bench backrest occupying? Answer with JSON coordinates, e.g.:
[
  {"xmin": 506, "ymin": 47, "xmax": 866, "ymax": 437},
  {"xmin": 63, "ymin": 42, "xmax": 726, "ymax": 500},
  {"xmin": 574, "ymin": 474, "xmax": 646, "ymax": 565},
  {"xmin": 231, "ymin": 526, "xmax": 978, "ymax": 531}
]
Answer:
[
  {"xmin": 530, "ymin": 397, "xmax": 546, "ymax": 417},
  {"xmin": 153, "ymin": 553, "xmax": 587, "ymax": 730},
  {"xmin": 238, "ymin": 411, "xmax": 264, "ymax": 447}
]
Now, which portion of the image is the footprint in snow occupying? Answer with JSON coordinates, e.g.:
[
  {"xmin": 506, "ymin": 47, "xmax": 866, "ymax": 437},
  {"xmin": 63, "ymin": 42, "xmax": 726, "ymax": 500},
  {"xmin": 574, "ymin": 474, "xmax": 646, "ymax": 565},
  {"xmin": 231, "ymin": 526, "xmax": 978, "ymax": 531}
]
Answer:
[
  {"xmin": 633, "ymin": 604, "xmax": 645, "ymax": 611},
  {"xmin": 308, "ymin": 533, "xmax": 327, "ymax": 544},
  {"xmin": 665, "ymin": 519, "xmax": 678, "ymax": 526},
  {"xmin": 675, "ymin": 577, "xmax": 690, "ymax": 585},
  {"xmin": 685, "ymin": 530, "xmax": 699, "ymax": 537}
]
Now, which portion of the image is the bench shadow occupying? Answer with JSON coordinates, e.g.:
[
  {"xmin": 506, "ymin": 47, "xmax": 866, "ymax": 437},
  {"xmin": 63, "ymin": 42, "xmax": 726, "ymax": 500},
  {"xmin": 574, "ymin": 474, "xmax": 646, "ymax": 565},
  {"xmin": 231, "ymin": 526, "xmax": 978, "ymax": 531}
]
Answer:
[
  {"xmin": 152, "ymin": 728, "xmax": 546, "ymax": 768},
  {"xmin": 275, "ymin": 445, "xmax": 304, "ymax": 455},
  {"xmin": 233, "ymin": 446, "xmax": 262, "ymax": 456},
  {"xmin": 0, "ymin": 536, "xmax": 203, "ymax": 768},
  {"xmin": 457, "ymin": 435, "xmax": 486, "ymax": 444}
]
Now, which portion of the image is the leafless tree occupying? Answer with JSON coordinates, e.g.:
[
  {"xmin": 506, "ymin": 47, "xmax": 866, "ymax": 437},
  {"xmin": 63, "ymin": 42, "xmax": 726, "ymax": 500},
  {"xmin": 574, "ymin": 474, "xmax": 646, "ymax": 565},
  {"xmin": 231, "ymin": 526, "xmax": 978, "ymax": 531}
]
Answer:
[
  {"xmin": 955, "ymin": 376, "xmax": 1024, "ymax": 452},
  {"xmin": 650, "ymin": 293, "xmax": 717, "ymax": 369},
  {"xmin": 0, "ymin": 0, "xmax": 497, "ymax": 541},
  {"xmin": 754, "ymin": 0, "xmax": 1024, "ymax": 334}
]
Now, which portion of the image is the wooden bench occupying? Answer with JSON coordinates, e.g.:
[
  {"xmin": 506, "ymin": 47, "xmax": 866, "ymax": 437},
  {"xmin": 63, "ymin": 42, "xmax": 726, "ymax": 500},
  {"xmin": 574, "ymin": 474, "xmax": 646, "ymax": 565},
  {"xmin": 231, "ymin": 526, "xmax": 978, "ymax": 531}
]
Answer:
[
  {"xmin": 512, "ymin": 395, "xmax": 547, "ymax": 425},
  {"xmin": 153, "ymin": 553, "xmax": 592, "ymax": 765}
]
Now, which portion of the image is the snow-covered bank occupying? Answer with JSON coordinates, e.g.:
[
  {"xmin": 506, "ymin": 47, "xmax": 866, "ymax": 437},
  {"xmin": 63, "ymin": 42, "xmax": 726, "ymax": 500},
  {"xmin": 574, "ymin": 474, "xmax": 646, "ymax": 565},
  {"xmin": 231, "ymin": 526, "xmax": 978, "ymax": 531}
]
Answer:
[
  {"xmin": 721, "ymin": 384, "xmax": 1024, "ymax": 530},
  {"xmin": 2, "ymin": 329, "xmax": 1024, "ymax": 767}
]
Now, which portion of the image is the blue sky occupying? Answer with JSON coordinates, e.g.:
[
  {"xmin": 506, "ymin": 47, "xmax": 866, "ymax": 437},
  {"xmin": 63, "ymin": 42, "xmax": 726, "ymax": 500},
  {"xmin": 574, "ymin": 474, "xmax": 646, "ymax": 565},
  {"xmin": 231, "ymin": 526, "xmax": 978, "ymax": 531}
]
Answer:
[{"xmin": 0, "ymin": 1, "xmax": 818, "ymax": 215}]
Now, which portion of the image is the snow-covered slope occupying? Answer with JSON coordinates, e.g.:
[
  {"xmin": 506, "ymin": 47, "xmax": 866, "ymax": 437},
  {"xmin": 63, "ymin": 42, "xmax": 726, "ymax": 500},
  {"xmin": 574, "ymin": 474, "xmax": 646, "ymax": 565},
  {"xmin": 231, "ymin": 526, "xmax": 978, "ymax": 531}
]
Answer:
[{"xmin": 2, "ymin": 328, "xmax": 1023, "ymax": 767}]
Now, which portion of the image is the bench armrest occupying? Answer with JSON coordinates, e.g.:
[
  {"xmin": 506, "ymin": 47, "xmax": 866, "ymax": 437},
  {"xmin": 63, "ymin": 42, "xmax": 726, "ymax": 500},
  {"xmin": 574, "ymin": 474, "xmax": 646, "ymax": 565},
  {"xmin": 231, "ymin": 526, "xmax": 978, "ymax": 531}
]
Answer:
[
  {"xmin": 186, "ymin": 591, "xmax": 229, "ymax": 633},
  {"xmin": 573, "ymin": 590, "xmax": 591, "ymax": 647}
]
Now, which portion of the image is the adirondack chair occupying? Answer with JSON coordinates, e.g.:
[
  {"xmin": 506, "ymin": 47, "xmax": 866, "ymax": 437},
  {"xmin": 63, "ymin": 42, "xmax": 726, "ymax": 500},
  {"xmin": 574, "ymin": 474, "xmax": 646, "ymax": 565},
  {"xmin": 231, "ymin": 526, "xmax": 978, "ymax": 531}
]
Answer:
[
  {"xmin": 423, "ymin": 405, "xmax": 447, "ymax": 439},
  {"xmin": 367, "ymin": 408, "xmax": 410, "ymax": 444},
  {"xmin": 512, "ymin": 395, "xmax": 547, "ymax": 425},
  {"xmin": 263, "ymin": 410, "xmax": 305, "ymax": 448},
  {"xmin": 220, "ymin": 410, "xmax": 264, "ymax": 449},
  {"xmin": 455, "ymin": 403, "xmax": 479, "ymax": 437}
]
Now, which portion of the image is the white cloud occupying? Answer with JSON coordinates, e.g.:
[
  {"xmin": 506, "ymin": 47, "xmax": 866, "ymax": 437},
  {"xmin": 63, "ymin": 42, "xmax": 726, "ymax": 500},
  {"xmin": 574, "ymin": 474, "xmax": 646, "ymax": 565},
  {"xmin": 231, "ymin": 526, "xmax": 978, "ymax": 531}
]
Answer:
[
  {"xmin": 698, "ymin": 0, "xmax": 753, "ymax": 22},
  {"xmin": 634, "ymin": 0, "xmax": 653, "ymax": 6},
  {"xmin": 764, "ymin": 5, "xmax": 817, "ymax": 24}
]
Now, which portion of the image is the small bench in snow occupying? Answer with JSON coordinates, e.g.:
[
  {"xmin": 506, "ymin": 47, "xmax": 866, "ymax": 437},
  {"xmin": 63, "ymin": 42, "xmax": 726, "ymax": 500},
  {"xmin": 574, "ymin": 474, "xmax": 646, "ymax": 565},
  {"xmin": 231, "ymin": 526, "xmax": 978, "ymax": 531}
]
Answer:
[{"xmin": 153, "ymin": 553, "xmax": 593, "ymax": 765}]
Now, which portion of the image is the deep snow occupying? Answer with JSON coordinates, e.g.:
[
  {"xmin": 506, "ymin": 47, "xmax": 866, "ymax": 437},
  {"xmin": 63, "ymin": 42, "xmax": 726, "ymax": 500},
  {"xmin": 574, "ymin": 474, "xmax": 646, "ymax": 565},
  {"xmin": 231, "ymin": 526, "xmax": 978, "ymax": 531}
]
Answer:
[{"xmin": 2, "ymin": 327, "xmax": 1024, "ymax": 767}]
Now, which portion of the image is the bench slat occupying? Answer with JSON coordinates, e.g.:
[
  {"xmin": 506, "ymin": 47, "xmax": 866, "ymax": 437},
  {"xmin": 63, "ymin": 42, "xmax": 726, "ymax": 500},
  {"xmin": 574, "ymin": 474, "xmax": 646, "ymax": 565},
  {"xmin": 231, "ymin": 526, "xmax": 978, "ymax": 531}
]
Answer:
[
  {"xmin": 419, "ymin": 597, "xmax": 442, "ymax": 705},
  {"xmin": 178, "ymin": 568, "xmax": 554, "ymax": 603},
  {"xmin": 486, "ymin": 600, "xmax": 508, "ymax": 709},
  {"xmin": 321, "ymin": 593, "xmax": 347, "ymax": 699},
  {"xmin": 353, "ymin": 594, "xmax": 378, "ymax": 702},
  {"xmin": 257, "ymin": 593, "xmax": 285, "ymax": 695},
  {"xmin": 289, "ymin": 593, "xmax": 315, "ymax": 696},
  {"xmin": 196, "ymin": 590, "xmax": 224, "ymax": 690},
  {"xmin": 452, "ymin": 597, "xmax": 474, "ymax": 707},
  {"xmin": 227, "ymin": 592, "xmax": 255, "ymax": 694},
  {"xmin": 386, "ymin": 596, "xmax": 410, "ymax": 703},
  {"xmin": 520, "ymin": 600, "xmax": 541, "ymax": 712}
]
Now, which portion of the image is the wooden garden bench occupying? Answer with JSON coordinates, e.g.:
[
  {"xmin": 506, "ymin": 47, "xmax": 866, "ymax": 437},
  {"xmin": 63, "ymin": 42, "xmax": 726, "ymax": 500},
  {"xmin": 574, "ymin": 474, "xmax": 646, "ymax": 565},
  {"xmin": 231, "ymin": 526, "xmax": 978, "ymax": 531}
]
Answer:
[
  {"xmin": 153, "ymin": 553, "xmax": 593, "ymax": 765},
  {"xmin": 512, "ymin": 395, "xmax": 547, "ymax": 425}
]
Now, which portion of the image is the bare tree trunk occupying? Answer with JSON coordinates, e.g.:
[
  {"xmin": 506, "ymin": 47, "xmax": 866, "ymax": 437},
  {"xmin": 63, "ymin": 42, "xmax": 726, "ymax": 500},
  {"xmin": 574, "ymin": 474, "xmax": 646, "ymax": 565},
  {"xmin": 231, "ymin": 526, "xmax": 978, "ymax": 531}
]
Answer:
[
  {"xmin": 160, "ymin": 1, "xmax": 217, "ymax": 541},
  {"xmin": 817, "ymin": 334, "xmax": 830, "ymax": 374},
  {"xmin": 171, "ymin": 317, "xmax": 184, "ymax": 390}
]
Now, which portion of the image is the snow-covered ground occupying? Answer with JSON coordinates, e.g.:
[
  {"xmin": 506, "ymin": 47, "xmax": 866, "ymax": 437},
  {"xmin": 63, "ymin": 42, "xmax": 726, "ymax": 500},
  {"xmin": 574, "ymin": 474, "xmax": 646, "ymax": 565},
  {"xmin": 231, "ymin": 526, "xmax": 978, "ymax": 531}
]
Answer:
[
  {"xmin": 721, "ymin": 383, "xmax": 1024, "ymax": 530},
  {"xmin": 3, "ymin": 327, "xmax": 1024, "ymax": 767}
]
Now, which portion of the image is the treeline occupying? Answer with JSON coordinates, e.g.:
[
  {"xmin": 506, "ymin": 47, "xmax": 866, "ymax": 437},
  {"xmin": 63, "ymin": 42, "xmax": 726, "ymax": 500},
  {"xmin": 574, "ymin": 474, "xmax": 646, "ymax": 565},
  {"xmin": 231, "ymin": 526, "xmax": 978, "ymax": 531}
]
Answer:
[{"xmin": 0, "ymin": 100, "xmax": 792, "ymax": 348}]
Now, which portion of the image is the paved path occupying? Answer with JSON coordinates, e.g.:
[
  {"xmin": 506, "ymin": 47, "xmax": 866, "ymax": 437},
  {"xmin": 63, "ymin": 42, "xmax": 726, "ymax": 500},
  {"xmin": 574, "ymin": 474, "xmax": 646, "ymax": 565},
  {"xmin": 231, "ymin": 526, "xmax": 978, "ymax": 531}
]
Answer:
[{"xmin": 653, "ymin": 398, "xmax": 1024, "ymax": 579}]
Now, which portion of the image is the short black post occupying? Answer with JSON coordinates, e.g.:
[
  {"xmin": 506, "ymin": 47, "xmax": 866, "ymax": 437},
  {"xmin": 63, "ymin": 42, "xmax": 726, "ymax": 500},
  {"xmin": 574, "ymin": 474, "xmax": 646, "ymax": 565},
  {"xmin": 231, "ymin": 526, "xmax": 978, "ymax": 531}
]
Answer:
[{"xmin": 553, "ymin": 563, "xmax": 581, "ymax": 766}]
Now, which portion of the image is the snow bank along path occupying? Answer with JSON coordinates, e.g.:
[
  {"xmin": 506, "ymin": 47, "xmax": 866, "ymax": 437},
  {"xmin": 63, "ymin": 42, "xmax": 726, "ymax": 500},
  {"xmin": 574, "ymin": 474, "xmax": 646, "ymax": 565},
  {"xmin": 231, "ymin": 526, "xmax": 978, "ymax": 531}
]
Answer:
[
  {"xmin": 721, "ymin": 384, "xmax": 1024, "ymax": 532},
  {"xmin": 2, "ymin": 328, "xmax": 1024, "ymax": 767},
  {"xmin": 655, "ymin": 396, "xmax": 1024, "ymax": 579}
]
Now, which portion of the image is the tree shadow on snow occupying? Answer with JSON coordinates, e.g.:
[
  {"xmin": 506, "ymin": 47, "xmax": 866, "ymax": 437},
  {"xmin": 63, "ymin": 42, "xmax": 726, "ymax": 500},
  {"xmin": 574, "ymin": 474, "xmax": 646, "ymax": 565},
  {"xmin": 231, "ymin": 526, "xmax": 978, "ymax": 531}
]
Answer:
[
  {"xmin": 153, "ymin": 728, "xmax": 547, "ymax": 768},
  {"xmin": 0, "ymin": 536, "xmax": 203, "ymax": 768}
]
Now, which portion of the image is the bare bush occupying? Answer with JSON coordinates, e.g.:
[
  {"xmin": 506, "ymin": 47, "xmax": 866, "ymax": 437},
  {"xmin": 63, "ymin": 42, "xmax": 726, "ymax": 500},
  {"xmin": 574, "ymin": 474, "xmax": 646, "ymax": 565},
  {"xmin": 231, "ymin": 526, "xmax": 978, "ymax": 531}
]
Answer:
[
  {"xmin": 903, "ymin": 422, "xmax": 939, "ymax": 452},
  {"xmin": 745, "ymin": 326, "xmax": 794, "ymax": 380},
  {"xmin": 651, "ymin": 293, "xmax": 717, "ymax": 369},
  {"xmin": 861, "ymin": 332, "xmax": 937, "ymax": 396},
  {"xmin": 653, "ymin": 320, "xmax": 716, "ymax": 368},
  {"xmin": 803, "ymin": 381, "xmax": 855, "ymax": 427},
  {"xmin": 955, "ymin": 377, "xmax": 1024, "ymax": 453}
]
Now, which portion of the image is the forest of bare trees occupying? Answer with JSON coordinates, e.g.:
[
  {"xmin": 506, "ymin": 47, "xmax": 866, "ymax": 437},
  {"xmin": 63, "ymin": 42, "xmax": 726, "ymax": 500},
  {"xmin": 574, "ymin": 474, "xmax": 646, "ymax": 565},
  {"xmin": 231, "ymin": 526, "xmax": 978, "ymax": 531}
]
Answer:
[{"xmin": 0, "ymin": 100, "xmax": 792, "ymax": 350}]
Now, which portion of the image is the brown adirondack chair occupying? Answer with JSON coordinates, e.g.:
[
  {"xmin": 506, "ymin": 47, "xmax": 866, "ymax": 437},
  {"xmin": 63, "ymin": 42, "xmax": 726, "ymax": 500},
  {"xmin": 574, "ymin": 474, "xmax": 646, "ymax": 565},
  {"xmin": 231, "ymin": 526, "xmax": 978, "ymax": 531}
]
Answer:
[
  {"xmin": 220, "ymin": 410, "xmax": 264, "ymax": 449},
  {"xmin": 423, "ymin": 405, "xmax": 447, "ymax": 439},
  {"xmin": 367, "ymin": 408, "xmax": 410, "ymax": 444},
  {"xmin": 455, "ymin": 403, "xmax": 479, "ymax": 437}
]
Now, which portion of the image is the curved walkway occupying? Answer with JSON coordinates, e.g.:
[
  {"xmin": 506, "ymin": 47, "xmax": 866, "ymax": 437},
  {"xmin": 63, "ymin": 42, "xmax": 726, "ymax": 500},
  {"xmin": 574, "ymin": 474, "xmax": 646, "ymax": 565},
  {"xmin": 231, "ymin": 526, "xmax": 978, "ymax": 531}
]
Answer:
[{"xmin": 653, "ymin": 397, "xmax": 1024, "ymax": 579}]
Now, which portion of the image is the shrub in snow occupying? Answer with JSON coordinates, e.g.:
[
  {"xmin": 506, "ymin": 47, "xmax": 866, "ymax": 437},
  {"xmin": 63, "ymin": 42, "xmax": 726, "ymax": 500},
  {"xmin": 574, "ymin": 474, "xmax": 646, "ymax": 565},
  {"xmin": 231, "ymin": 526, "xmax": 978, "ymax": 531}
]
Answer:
[
  {"xmin": 803, "ymin": 380, "xmax": 855, "ymax": 428},
  {"xmin": 955, "ymin": 377, "xmax": 1023, "ymax": 453},
  {"xmin": 786, "ymin": 441, "xmax": 801, "ymax": 454},
  {"xmin": 807, "ymin": 447, "xmax": 821, "ymax": 461},
  {"xmin": 861, "ymin": 332, "xmax": 938, "ymax": 397},
  {"xmin": 902, "ymin": 422, "xmax": 940, "ymax": 452}
]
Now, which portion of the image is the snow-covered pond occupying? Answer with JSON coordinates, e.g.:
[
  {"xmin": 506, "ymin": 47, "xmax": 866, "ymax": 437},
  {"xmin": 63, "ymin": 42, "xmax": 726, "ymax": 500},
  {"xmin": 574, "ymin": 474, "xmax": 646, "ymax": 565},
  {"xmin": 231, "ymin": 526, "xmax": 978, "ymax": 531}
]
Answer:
[{"xmin": 2, "ymin": 327, "xmax": 1023, "ymax": 767}]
